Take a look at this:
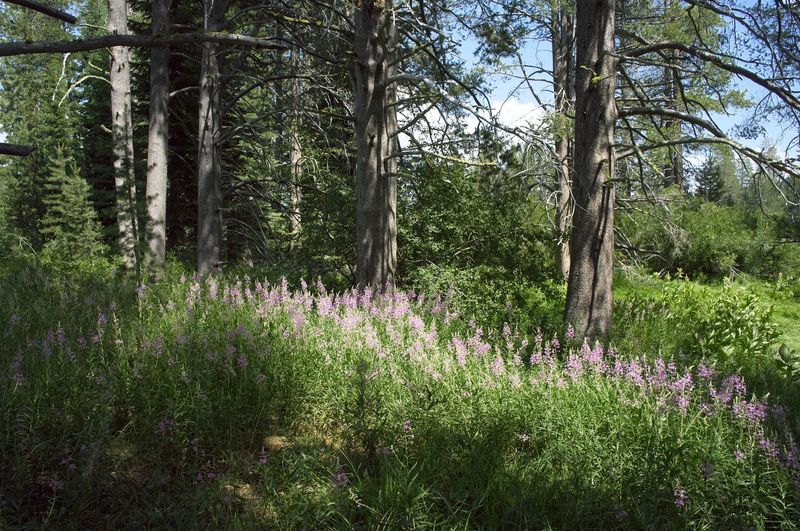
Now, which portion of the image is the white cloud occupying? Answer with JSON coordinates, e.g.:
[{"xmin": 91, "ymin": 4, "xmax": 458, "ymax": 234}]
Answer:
[
  {"xmin": 464, "ymin": 97, "xmax": 545, "ymax": 132},
  {"xmin": 398, "ymin": 96, "xmax": 545, "ymax": 152}
]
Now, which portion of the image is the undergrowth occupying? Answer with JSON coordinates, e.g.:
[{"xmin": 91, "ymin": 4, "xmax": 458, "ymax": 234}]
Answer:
[{"xmin": 1, "ymin": 263, "xmax": 799, "ymax": 529}]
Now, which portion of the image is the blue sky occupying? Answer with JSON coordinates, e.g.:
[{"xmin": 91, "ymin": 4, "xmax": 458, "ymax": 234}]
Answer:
[{"xmin": 457, "ymin": 28, "xmax": 798, "ymax": 161}]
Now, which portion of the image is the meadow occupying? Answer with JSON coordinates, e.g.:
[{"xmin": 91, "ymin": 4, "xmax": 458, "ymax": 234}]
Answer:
[{"xmin": 1, "ymin": 261, "xmax": 800, "ymax": 529}]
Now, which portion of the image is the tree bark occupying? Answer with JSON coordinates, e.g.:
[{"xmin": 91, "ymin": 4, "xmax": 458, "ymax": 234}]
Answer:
[
  {"xmin": 289, "ymin": 47, "xmax": 303, "ymax": 248},
  {"xmin": 668, "ymin": 51, "xmax": 684, "ymax": 190},
  {"xmin": 352, "ymin": 0, "xmax": 398, "ymax": 293},
  {"xmin": 3, "ymin": 0, "xmax": 77, "ymax": 23},
  {"xmin": 146, "ymin": 0, "xmax": 170, "ymax": 268},
  {"xmin": 108, "ymin": 0, "xmax": 139, "ymax": 270},
  {"xmin": 660, "ymin": 0, "xmax": 684, "ymax": 191},
  {"xmin": 552, "ymin": 2, "xmax": 574, "ymax": 280},
  {"xmin": 0, "ymin": 33, "xmax": 284, "ymax": 57},
  {"xmin": 197, "ymin": 0, "xmax": 227, "ymax": 275},
  {"xmin": 0, "ymin": 143, "xmax": 35, "ymax": 156},
  {"xmin": 564, "ymin": 0, "xmax": 617, "ymax": 338}
]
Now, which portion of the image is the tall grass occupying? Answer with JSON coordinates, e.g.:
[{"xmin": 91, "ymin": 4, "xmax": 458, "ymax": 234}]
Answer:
[{"xmin": 1, "ymin": 263, "xmax": 799, "ymax": 528}]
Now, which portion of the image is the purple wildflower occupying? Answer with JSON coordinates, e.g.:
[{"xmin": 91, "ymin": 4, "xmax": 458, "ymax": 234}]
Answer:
[
  {"xmin": 697, "ymin": 363, "xmax": 716, "ymax": 380},
  {"xmin": 331, "ymin": 470, "xmax": 350, "ymax": 488},
  {"xmin": 492, "ymin": 355, "xmax": 505, "ymax": 376},
  {"xmin": 760, "ymin": 437, "xmax": 779, "ymax": 459},
  {"xmin": 49, "ymin": 477, "xmax": 65, "ymax": 491},
  {"xmin": 675, "ymin": 394, "xmax": 690, "ymax": 413},
  {"xmin": 673, "ymin": 486, "xmax": 689, "ymax": 508},
  {"xmin": 732, "ymin": 400, "xmax": 768, "ymax": 423},
  {"xmin": 155, "ymin": 418, "xmax": 174, "ymax": 435}
]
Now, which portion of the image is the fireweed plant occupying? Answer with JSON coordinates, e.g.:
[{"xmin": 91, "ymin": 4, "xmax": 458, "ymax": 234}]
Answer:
[{"xmin": 1, "ymin": 265, "xmax": 799, "ymax": 528}]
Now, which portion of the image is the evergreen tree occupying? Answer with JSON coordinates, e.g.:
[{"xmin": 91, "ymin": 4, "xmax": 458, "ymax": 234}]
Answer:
[
  {"xmin": 695, "ymin": 157, "xmax": 725, "ymax": 202},
  {"xmin": 41, "ymin": 148, "xmax": 106, "ymax": 259},
  {"xmin": 0, "ymin": 0, "xmax": 81, "ymax": 248}
]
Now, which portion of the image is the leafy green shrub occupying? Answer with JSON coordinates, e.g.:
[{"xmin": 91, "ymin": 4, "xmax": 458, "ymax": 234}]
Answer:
[
  {"xmin": 398, "ymin": 158, "xmax": 556, "ymax": 284},
  {"xmin": 776, "ymin": 344, "xmax": 800, "ymax": 382},
  {"xmin": 618, "ymin": 200, "xmax": 788, "ymax": 279},
  {"xmin": 408, "ymin": 264, "xmax": 565, "ymax": 336},
  {"xmin": 614, "ymin": 279, "xmax": 779, "ymax": 370}
]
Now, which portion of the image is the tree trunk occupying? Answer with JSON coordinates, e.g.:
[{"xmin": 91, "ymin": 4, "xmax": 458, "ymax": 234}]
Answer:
[
  {"xmin": 108, "ymin": 0, "xmax": 139, "ymax": 270},
  {"xmin": 552, "ymin": 2, "xmax": 574, "ymax": 280},
  {"xmin": 564, "ymin": 0, "xmax": 617, "ymax": 338},
  {"xmin": 146, "ymin": 0, "xmax": 170, "ymax": 268},
  {"xmin": 352, "ymin": 0, "xmax": 398, "ymax": 293},
  {"xmin": 669, "ymin": 52, "xmax": 684, "ymax": 190},
  {"xmin": 289, "ymin": 47, "xmax": 303, "ymax": 248},
  {"xmin": 197, "ymin": 0, "xmax": 227, "ymax": 275}
]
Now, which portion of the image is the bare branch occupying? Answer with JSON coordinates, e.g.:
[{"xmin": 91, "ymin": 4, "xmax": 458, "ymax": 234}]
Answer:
[
  {"xmin": 0, "ymin": 32, "xmax": 287, "ymax": 57},
  {"xmin": 622, "ymin": 41, "xmax": 800, "ymax": 111},
  {"xmin": 2, "ymin": 0, "xmax": 77, "ymax": 24},
  {"xmin": 0, "ymin": 143, "xmax": 35, "ymax": 156}
]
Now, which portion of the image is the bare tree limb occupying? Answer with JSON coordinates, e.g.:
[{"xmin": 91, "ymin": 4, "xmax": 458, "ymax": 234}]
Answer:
[
  {"xmin": 622, "ymin": 41, "xmax": 800, "ymax": 112},
  {"xmin": 0, "ymin": 143, "xmax": 35, "ymax": 156},
  {"xmin": 2, "ymin": 0, "xmax": 77, "ymax": 24},
  {"xmin": 0, "ymin": 32, "xmax": 287, "ymax": 57},
  {"xmin": 619, "ymin": 107, "xmax": 800, "ymax": 180}
]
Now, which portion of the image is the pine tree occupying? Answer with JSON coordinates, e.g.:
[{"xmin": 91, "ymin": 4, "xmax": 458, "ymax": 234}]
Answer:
[
  {"xmin": 695, "ymin": 158, "xmax": 725, "ymax": 202},
  {"xmin": 0, "ymin": 0, "xmax": 80, "ymax": 248},
  {"xmin": 41, "ymin": 148, "xmax": 106, "ymax": 259}
]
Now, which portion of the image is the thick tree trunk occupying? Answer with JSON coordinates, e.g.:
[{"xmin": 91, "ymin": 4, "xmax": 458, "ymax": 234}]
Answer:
[
  {"xmin": 197, "ymin": 0, "xmax": 227, "ymax": 275},
  {"xmin": 146, "ymin": 0, "xmax": 170, "ymax": 268},
  {"xmin": 552, "ymin": 3, "xmax": 574, "ymax": 280},
  {"xmin": 108, "ymin": 0, "xmax": 139, "ymax": 270},
  {"xmin": 352, "ymin": 0, "xmax": 398, "ymax": 293},
  {"xmin": 669, "ymin": 53, "xmax": 684, "ymax": 190},
  {"xmin": 289, "ymin": 47, "xmax": 303, "ymax": 247},
  {"xmin": 662, "ymin": 0, "xmax": 684, "ymax": 191},
  {"xmin": 564, "ymin": 0, "xmax": 617, "ymax": 338}
]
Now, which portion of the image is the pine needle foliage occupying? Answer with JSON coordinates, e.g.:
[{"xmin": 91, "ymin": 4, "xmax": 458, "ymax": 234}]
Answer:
[{"xmin": 41, "ymin": 147, "xmax": 106, "ymax": 259}]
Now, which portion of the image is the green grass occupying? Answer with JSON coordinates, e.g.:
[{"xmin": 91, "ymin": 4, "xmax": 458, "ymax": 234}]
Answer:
[{"xmin": 1, "ymin": 261, "xmax": 799, "ymax": 529}]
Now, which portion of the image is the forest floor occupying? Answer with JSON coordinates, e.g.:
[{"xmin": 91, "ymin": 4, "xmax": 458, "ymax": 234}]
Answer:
[{"xmin": 1, "ymin": 263, "xmax": 799, "ymax": 528}]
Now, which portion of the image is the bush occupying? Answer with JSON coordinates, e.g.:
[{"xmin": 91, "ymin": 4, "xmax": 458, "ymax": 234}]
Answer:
[
  {"xmin": 614, "ymin": 277, "xmax": 779, "ymax": 372},
  {"xmin": 398, "ymin": 158, "xmax": 556, "ymax": 284},
  {"xmin": 407, "ymin": 264, "xmax": 565, "ymax": 337},
  {"xmin": 618, "ymin": 200, "xmax": 789, "ymax": 279}
]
